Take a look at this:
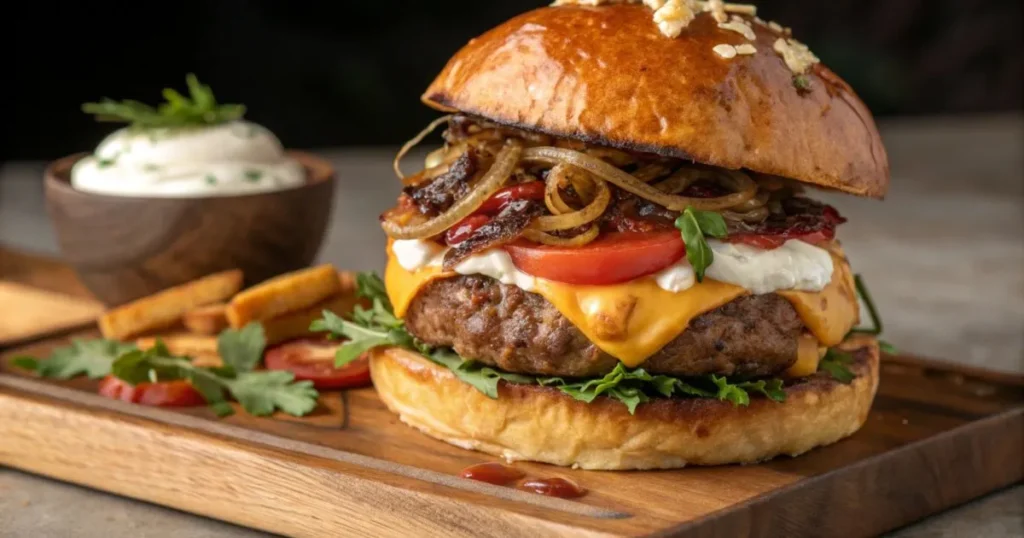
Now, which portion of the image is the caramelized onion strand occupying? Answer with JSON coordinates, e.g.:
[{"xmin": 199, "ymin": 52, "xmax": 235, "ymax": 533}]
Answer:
[
  {"xmin": 382, "ymin": 144, "xmax": 520, "ymax": 240},
  {"xmin": 522, "ymin": 147, "xmax": 756, "ymax": 211},
  {"xmin": 393, "ymin": 115, "xmax": 452, "ymax": 180}
]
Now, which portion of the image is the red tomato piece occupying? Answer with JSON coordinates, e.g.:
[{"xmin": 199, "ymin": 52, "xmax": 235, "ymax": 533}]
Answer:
[
  {"xmin": 505, "ymin": 231, "xmax": 686, "ymax": 285},
  {"xmin": 475, "ymin": 182, "xmax": 545, "ymax": 215},
  {"xmin": 97, "ymin": 376, "xmax": 206, "ymax": 407},
  {"xmin": 264, "ymin": 338, "xmax": 372, "ymax": 390},
  {"xmin": 445, "ymin": 214, "xmax": 491, "ymax": 245}
]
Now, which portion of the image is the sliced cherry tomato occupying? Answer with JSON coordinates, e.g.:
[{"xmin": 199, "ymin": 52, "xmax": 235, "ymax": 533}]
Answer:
[
  {"xmin": 264, "ymin": 338, "xmax": 372, "ymax": 390},
  {"xmin": 97, "ymin": 375, "xmax": 206, "ymax": 407},
  {"xmin": 475, "ymin": 182, "xmax": 545, "ymax": 215},
  {"xmin": 445, "ymin": 214, "xmax": 491, "ymax": 245},
  {"xmin": 505, "ymin": 231, "xmax": 686, "ymax": 285}
]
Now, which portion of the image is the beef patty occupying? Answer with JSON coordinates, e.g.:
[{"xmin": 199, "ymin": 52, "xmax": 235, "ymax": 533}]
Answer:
[{"xmin": 404, "ymin": 275, "xmax": 802, "ymax": 378}]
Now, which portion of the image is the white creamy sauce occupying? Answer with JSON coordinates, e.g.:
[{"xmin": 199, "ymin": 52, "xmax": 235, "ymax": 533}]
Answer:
[
  {"xmin": 652, "ymin": 260, "xmax": 696, "ymax": 293},
  {"xmin": 705, "ymin": 239, "xmax": 834, "ymax": 294},
  {"xmin": 453, "ymin": 250, "xmax": 538, "ymax": 292},
  {"xmin": 70, "ymin": 120, "xmax": 305, "ymax": 197},
  {"xmin": 391, "ymin": 238, "xmax": 833, "ymax": 295}
]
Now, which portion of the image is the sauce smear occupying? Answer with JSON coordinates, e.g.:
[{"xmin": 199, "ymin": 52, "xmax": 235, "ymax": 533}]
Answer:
[
  {"xmin": 460, "ymin": 463, "xmax": 525, "ymax": 486},
  {"xmin": 519, "ymin": 477, "xmax": 587, "ymax": 499}
]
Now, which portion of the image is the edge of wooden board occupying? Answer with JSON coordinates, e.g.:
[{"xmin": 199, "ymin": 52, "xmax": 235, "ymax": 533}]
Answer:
[
  {"xmin": 652, "ymin": 407, "xmax": 1024, "ymax": 538},
  {"xmin": 0, "ymin": 374, "xmax": 632, "ymax": 538}
]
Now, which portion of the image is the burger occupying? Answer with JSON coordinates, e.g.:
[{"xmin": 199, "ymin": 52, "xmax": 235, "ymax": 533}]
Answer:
[{"xmin": 325, "ymin": 1, "xmax": 890, "ymax": 470}]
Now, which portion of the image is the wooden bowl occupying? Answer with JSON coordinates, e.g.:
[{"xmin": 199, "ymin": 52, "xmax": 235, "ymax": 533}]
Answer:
[{"xmin": 44, "ymin": 151, "xmax": 335, "ymax": 306}]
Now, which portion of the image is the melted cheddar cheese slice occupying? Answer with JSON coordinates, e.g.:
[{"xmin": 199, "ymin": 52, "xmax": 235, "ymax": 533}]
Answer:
[{"xmin": 385, "ymin": 246, "xmax": 859, "ymax": 369}]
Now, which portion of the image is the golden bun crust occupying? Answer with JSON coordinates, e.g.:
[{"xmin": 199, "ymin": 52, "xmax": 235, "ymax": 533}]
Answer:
[
  {"xmin": 423, "ymin": 5, "xmax": 889, "ymax": 199},
  {"xmin": 369, "ymin": 335, "xmax": 880, "ymax": 470}
]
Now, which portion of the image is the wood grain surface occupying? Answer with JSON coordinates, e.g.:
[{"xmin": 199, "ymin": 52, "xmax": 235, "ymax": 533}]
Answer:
[
  {"xmin": 43, "ymin": 152, "xmax": 336, "ymax": 307},
  {"xmin": 0, "ymin": 253, "xmax": 1021, "ymax": 537}
]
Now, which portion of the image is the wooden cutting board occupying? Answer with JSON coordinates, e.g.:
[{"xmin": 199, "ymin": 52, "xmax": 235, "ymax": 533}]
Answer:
[
  {"xmin": 1, "ymin": 251, "xmax": 1021, "ymax": 538},
  {"xmin": 0, "ymin": 249, "xmax": 105, "ymax": 346}
]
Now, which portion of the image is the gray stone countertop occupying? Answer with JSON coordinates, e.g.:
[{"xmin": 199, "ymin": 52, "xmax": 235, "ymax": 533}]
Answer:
[{"xmin": 1, "ymin": 114, "xmax": 1022, "ymax": 537}]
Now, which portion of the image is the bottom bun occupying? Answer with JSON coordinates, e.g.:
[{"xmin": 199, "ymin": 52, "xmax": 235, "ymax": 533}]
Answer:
[{"xmin": 369, "ymin": 335, "xmax": 879, "ymax": 470}]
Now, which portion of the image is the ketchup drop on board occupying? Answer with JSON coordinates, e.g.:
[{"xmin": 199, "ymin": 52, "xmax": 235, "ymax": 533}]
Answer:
[
  {"xmin": 459, "ymin": 462, "xmax": 526, "ymax": 486},
  {"xmin": 518, "ymin": 477, "xmax": 587, "ymax": 499}
]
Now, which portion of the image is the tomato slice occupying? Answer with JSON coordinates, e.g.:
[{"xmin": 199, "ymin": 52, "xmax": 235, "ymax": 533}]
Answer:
[
  {"xmin": 264, "ymin": 338, "xmax": 372, "ymax": 390},
  {"xmin": 97, "ymin": 375, "xmax": 206, "ymax": 407},
  {"xmin": 505, "ymin": 231, "xmax": 686, "ymax": 285}
]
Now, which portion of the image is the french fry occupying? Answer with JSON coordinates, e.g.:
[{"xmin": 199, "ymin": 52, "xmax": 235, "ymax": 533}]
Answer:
[
  {"xmin": 183, "ymin": 303, "xmax": 229, "ymax": 335},
  {"xmin": 136, "ymin": 334, "xmax": 222, "ymax": 368},
  {"xmin": 262, "ymin": 292, "xmax": 364, "ymax": 346},
  {"xmin": 338, "ymin": 270, "xmax": 357, "ymax": 294},
  {"xmin": 99, "ymin": 270, "xmax": 244, "ymax": 341},
  {"xmin": 226, "ymin": 264, "xmax": 341, "ymax": 328}
]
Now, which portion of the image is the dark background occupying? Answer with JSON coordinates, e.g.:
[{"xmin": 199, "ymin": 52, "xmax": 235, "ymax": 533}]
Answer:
[{"xmin": 2, "ymin": 0, "xmax": 1021, "ymax": 161}]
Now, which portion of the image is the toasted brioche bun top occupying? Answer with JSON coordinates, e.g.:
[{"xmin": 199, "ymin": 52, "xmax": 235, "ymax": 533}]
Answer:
[{"xmin": 423, "ymin": 4, "xmax": 890, "ymax": 199}]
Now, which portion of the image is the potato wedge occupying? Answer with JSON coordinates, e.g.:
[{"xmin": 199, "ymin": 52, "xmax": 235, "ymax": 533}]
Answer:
[
  {"xmin": 226, "ymin": 264, "xmax": 342, "ymax": 328},
  {"xmin": 338, "ymin": 270, "xmax": 357, "ymax": 294},
  {"xmin": 183, "ymin": 303, "xmax": 229, "ymax": 335},
  {"xmin": 99, "ymin": 270, "xmax": 244, "ymax": 340},
  {"xmin": 136, "ymin": 334, "xmax": 222, "ymax": 368},
  {"xmin": 263, "ymin": 293, "xmax": 364, "ymax": 346}
]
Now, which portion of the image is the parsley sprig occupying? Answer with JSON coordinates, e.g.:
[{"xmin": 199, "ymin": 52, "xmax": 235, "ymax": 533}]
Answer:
[
  {"xmin": 675, "ymin": 207, "xmax": 729, "ymax": 282},
  {"xmin": 12, "ymin": 323, "xmax": 317, "ymax": 418},
  {"xmin": 310, "ymin": 272, "xmax": 789, "ymax": 414},
  {"xmin": 12, "ymin": 339, "xmax": 135, "ymax": 380},
  {"xmin": 82, "ymin": 73, "xmax": 245, "ymax": 129}
]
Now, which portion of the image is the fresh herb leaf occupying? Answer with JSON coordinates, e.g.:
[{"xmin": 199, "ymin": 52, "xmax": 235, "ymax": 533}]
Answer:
[
  {"xmin": 849, "ymin": 274, "xmax": 884, "ymax": 335},
  {"xmin": 736, "ymin": 378, "xmax": 787, "ymax": 402},
  {"xmin": 428, "ymin": 350, "xmax": 534, "ymax": 398},
  {"xmin": 109, "ymin": 340, "xmax": 318, "ymax": 417},
  {"xmin": 243, "ymin": 170, "xmax": 263, "ymax": 182},
  {"xmin": 227, "ymin": 371, "xmax": 318, "ymax": 417},
  {"xmin": 310, "ymin": 273, "xmax": 413, "ymax": 367},
  {"xmin": 710, "ymin": 375, "xmax": 751, "ymax": 405},
  {"xmin": 675, "ymin": 207, "xmax": 727, "ymax": 282},
  {"xmin": 82, "ymin": 73, "xmax": 245, "ymax": 129},
  {"xmin": 845, "ymin": 273, "xmax": 897, "ymax": 354},
  {"xmin": 691, "ymin": 209, "xmax": 728, "ymax": 239},
  {"xmin": 793, "ymin": 74, "xmax": 812, "ymax": 93},
  {"xmin": 819, "ymin": 349, "xmax": 855, "ymax": 383},
  {"xmin": 13, "ymin": 339, "xmax": 137, "ymax": 380},
  {"xmin": 216, "ymin": 322, "xmax": 266, "ymax": 374}
]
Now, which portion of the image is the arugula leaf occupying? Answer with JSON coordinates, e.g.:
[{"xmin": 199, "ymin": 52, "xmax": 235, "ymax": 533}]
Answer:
[
  {"xmin": 819, "ymin": 349, "xmax": 855, "ymax": 383},
  {"xmin": 356, "ymin": 272, "xmax": 392, "ymax": 311},
  {"xmin": 227, "ymin": 371, "xmax": 318, "ymax": 417},
  {"xmin": 109, "ymin": 341, "xmax": 318, "ymax": 417},
  {"xmin": 844, "ymin": 273, "xmax": 898, "ymax": 354},
  {"xmin": 82, "ymin": 73, "xmax": 245, "ymax": 129},
  {"xmin": 428, "ymin": 350, "xmax": 534, "ymax": 399},
  {"xmin": 217, "ymin": 322, "xmax": 266, "ymax": 374},
  {"xmin": 12, "ymin": 339, "xmax": 137, "ymax": 380},
  {"xmin": 311, "ymin": 271, "xmax": 793, "ymax": 414},
  {"xmin": 736, "ymin": 378, "xmax": 787, "ymax": 402},
  {"xmin": 709, "ymin": 375, "xmax": 751, "ymax": 405},
  {"xmin": 675, "ymin": 207, "xmax": 727, "ymax": 282},
  {"xmin": 310, "ymin": 273, "xmax": 416, "ymax": 367}
]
